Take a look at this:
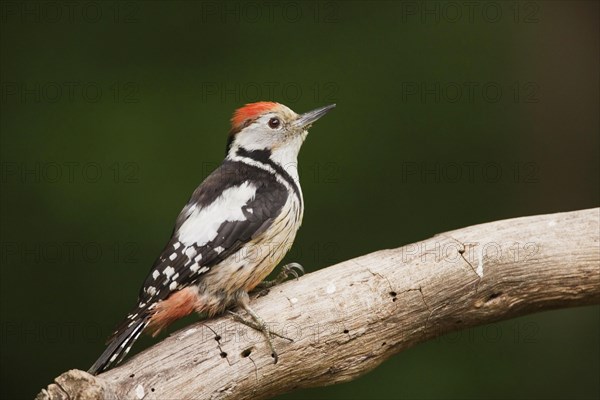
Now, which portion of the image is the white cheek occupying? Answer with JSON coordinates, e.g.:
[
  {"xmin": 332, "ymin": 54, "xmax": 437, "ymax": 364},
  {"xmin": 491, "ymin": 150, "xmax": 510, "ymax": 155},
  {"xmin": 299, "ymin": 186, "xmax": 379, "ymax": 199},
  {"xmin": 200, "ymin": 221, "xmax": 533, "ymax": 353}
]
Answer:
[{"xmin": 233, "ymin": 123, "xmax": 276, "ymax": 150}]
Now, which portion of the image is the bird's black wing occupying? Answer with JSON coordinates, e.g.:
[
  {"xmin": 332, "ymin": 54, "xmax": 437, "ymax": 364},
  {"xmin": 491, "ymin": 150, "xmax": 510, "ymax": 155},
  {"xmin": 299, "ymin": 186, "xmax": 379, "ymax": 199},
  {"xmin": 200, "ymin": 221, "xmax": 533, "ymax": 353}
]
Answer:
[
  {"xmin": 137, "ymin": 160, "xmax": 289, "ymax": 306},
  {"xmin": 92, "ymin": 160, "xmax": 290, "ymax": 374}
]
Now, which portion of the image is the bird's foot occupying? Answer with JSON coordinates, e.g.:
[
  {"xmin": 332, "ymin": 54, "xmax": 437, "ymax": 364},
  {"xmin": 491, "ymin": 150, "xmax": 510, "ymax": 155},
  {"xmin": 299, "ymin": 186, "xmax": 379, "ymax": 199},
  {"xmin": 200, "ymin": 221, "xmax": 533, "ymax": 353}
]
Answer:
[
  {"xmin": 229, "ymin": 291, "xmax": 293, "ymax": 364},
  {"xmin": 256, "ymin": 262, "xmax": 305, "ymax": 290}
]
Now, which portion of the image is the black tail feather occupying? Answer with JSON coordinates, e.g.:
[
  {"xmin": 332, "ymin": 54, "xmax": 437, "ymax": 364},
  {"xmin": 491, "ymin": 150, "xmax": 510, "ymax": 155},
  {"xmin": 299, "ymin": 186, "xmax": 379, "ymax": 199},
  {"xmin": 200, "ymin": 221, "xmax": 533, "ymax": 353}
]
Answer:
[{"xmin": 88, "ymin": 317, "xmax": 149, "ymax": 375}]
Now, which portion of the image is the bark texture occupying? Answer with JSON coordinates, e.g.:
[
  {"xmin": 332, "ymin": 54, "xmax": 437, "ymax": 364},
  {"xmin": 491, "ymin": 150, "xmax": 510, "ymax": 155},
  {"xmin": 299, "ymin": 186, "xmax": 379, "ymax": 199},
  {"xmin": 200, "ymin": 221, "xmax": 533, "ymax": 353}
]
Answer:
[{"xmin": 37, "ymin": 208, "xmax": 600, "ymax": 400}]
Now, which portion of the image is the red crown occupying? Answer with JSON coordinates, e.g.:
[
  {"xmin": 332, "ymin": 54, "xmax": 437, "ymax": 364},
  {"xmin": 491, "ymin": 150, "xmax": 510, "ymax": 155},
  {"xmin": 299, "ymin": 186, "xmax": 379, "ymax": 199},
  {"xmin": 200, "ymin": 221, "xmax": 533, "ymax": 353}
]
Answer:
[{"xmin": 231, "ymin": 102, "xmax": 279, "ymax": 130}]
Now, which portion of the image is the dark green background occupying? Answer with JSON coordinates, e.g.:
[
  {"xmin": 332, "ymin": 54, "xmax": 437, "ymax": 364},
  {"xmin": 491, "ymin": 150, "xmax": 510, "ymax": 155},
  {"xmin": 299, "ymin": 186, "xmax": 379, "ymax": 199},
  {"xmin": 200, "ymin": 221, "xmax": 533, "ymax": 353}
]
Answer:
[{"xmin": 1, "ymin": 1, "xmax": 598, "ymax": 399}]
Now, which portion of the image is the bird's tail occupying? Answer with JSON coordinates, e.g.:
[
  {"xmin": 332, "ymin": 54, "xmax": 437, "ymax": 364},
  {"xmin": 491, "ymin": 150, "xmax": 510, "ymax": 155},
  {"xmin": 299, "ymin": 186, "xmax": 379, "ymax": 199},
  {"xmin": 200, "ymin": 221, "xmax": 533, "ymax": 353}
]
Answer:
[{"xmin": 88, "ymin": 315, "xmax": 149, "ymax": 375}]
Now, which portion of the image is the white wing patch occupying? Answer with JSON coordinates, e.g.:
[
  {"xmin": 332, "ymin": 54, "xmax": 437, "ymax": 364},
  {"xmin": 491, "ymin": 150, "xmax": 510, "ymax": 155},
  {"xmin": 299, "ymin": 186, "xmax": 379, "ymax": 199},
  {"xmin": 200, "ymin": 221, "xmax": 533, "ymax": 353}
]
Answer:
[{"xmin": 177, "ymin": 182, "xmax": 257, "ymax": 246}]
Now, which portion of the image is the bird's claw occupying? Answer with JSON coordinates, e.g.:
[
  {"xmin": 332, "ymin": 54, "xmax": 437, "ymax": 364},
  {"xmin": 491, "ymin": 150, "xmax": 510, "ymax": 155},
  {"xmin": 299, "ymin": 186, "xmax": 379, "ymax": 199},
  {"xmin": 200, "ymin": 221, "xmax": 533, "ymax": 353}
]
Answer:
[
  {"xmin": 255, "ymin": 263, "xmax": 305, "ymax": 292},
  {"xmin": 228, "ymin": 311, "xmax": 292, "ymax": 341},
  {"xmin": 281, "ymin": 262, "xmax": 304, "ymax": 281},
  {"xmin": 228, "ymin": 310, "xmax": 292, "ymax": 364}
]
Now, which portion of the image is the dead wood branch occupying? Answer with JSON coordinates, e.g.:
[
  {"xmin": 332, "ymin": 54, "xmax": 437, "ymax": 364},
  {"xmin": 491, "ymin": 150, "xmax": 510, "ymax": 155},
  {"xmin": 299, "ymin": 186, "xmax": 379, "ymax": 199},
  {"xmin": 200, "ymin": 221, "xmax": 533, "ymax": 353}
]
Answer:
[{"xmin": 37, "ymin": 208, "xmax": 600, "ymax": 400}]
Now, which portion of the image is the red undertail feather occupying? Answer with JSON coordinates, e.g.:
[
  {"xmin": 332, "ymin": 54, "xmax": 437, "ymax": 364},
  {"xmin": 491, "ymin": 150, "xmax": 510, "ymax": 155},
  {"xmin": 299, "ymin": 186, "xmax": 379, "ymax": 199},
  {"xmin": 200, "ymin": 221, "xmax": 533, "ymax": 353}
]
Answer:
[{"xmin": 146, "ymin": 287, "xmax": 202, "ymax": 336}]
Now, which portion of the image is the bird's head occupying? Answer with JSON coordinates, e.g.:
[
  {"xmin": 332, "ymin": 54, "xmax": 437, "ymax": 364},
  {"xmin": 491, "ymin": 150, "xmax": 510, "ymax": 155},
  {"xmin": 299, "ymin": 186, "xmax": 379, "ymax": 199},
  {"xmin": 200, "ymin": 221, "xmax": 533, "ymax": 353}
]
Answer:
[{"xmin": 226, "ymin": 102, "xmax": 335, "ymax": 165}]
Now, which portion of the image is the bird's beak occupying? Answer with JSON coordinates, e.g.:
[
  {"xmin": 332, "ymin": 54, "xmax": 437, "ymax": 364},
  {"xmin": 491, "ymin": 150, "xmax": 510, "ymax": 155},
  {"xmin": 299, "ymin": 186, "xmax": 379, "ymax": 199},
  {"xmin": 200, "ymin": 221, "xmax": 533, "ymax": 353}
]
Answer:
[{"xmin": 294, "ymin": 104, "xmax": 336, "ymax": 129}]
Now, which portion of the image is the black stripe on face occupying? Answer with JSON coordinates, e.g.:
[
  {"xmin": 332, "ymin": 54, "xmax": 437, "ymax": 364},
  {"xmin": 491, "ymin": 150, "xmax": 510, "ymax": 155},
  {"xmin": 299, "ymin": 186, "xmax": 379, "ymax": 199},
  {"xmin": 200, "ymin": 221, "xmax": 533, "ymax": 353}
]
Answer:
[
  {"xmin": 226, "ymin": 119, "xmax": 255, "ymax": 154},
  {"xmin": 235, "ymin": 147, "xmax": 302, "ymax": 205}
]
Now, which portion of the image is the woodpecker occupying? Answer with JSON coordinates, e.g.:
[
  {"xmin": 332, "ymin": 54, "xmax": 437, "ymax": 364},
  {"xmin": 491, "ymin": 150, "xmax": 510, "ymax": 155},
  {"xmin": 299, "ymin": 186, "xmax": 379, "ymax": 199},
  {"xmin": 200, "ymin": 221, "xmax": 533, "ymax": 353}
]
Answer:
[{"xmin": 88, "ymin": 102, "xmax": 335, "ymax": 375}]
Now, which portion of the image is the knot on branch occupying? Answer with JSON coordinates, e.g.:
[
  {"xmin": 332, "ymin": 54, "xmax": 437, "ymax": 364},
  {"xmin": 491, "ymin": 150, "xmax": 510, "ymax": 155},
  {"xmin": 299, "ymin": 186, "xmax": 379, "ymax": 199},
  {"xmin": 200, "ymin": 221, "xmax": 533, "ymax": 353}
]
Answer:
[{"xmin": 36, "ymin": 370, "xmax": 115, "ymax": 400}]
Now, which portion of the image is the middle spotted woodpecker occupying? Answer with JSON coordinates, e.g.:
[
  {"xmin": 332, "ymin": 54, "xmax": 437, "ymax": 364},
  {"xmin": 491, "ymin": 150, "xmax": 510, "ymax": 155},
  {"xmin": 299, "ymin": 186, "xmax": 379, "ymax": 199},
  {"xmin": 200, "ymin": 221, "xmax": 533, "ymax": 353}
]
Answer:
[{"xmin": 88, "ymin": 102, "xmax": 335, "ymax": 374}]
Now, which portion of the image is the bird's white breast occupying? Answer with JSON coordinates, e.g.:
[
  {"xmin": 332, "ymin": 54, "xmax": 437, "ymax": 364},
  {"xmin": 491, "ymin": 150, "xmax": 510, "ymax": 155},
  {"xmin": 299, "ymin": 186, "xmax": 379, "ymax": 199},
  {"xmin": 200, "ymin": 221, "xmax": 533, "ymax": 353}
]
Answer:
[{"xmin": 196, "ymin": 191, "xmax": 303, "ymax": 312}]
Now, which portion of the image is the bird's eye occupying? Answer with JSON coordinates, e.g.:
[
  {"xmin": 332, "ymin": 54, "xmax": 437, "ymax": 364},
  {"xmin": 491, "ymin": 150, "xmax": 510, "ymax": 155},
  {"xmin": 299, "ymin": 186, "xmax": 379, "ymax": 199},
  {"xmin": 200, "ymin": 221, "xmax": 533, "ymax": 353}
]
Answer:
[{"xmin": 268, "ymin": 117, "xmax": 280, "ymax": 129}]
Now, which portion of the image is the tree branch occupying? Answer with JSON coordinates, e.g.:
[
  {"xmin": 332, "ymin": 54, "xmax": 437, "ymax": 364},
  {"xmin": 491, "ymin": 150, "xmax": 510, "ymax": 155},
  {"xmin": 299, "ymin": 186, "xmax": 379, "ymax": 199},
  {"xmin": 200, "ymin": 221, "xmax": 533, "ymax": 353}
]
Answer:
[{"xmin": 37, "ymin": 208, "xmax": 600, "ymax": 400}]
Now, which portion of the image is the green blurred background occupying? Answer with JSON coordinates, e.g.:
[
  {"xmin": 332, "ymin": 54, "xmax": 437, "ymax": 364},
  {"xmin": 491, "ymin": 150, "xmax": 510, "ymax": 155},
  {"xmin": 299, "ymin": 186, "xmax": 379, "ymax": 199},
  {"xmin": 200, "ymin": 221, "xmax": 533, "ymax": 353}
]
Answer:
[{"xmin": 1, "ymin": 1, "xmax": 598, "ymax": 399}]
